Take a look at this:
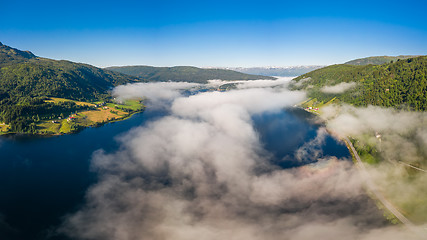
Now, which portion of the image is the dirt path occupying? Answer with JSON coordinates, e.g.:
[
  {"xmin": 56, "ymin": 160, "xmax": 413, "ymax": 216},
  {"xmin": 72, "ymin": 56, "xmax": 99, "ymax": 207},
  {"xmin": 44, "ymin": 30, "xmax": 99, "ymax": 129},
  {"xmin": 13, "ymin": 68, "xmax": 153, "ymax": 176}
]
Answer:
[
  {"xmin": 342, "ymin": 137, "xmax": 422, "ymax": 233},
  {"xmin": 398, "ymin": 161, "xmax": 427, "ymax": 173}
]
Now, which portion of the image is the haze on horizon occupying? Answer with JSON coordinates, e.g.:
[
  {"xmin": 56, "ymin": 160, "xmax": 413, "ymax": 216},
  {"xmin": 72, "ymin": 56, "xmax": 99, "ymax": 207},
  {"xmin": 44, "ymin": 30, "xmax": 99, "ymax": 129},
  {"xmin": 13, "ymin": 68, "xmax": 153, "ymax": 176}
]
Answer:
[{"xmin": 1, "ymin": 0, "xmax": 426, "ymax": 68}]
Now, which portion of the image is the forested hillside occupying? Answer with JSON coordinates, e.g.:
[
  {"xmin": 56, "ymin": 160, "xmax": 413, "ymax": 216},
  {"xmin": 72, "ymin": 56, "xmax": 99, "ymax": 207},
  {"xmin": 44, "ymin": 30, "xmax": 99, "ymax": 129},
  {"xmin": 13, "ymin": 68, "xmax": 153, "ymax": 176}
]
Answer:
[
  {"xmin": 0, "ymin": 41, "xmax": 36, "ymax": 67},
  {"xmin": 105, "ymin": 65, "xmax": 275, "ymax": 83},
  {"xmin": 0, "ymin": 43, "xmax": 273, "ymax": 134},
  {"xmin": 290, "ymin": 56, "xmax": 427, "ymax": 110},
  {"xmin": 0, "ymin": 43, "xmax": 142, "ymax": 133},
  {"xmin": 344, "ymin": 55, "xmax": 421, "ymax": 65},
  {"xmin": 0, "ymin": 59, "xmax": 140, "ymax": 102}
]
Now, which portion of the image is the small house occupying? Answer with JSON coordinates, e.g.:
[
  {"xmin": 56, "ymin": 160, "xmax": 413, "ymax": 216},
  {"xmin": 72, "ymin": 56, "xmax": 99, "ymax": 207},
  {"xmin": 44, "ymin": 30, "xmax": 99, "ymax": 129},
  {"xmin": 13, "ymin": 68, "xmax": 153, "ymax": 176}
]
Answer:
[{"xmin": 67, "ymin": 117, "xmax": 76, "ymax": 122}]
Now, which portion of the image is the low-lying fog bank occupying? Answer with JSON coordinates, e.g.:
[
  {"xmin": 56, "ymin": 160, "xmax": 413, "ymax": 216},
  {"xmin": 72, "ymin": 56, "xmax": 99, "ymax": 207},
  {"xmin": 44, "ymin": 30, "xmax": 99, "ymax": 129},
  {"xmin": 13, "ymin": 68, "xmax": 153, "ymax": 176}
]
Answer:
[{"xmin": 60, "ymin": 78, "xmax": 423, "ymax": 240}]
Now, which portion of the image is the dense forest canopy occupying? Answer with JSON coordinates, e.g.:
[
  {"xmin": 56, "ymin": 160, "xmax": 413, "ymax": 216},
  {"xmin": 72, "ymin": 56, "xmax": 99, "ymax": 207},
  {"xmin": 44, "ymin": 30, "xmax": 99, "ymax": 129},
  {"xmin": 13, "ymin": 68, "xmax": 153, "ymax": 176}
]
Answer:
[
  {"xmin": 0, "ymin": 43, "xmax": 142, "ymax": 133},
  {"xmin": 0, "ymin": 41, "xmax": 36, "ymax": 67},
  {"xmin": 0, "ymin": 43, "xmax": 273, "ymax": 133},
  {"xmin": 0, "ymin": 59, "xmax": 141, "ymax": 102},
  {"xmin": 344, "ymin": 55, "xmax": 421, "ymax": 66},
  {"xmin": 105, "ymin": 65, "xmax": 276, "ymax": 83},
  {"xmin": 2, "ymin": 41, "xmax": 426, "ymax": 133},
  {"xmin": 291, "ymin": 56, "xmax": 427, "ymax": 111}
]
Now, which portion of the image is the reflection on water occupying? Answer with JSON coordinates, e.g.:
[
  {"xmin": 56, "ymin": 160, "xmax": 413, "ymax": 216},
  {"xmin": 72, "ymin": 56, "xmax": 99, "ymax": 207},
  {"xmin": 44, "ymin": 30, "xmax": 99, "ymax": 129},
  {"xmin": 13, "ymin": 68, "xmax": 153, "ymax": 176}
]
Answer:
[
  {"xmin": 0, "ymin": 110, "xmax": 163, "ymax": 240},
  {"xmin": 0, "ymin": 107, "xmax": 349, "ymax": 239},
  {"xmin": 252, "ymin": 108, "xmax": 350, "ymax": 168}
]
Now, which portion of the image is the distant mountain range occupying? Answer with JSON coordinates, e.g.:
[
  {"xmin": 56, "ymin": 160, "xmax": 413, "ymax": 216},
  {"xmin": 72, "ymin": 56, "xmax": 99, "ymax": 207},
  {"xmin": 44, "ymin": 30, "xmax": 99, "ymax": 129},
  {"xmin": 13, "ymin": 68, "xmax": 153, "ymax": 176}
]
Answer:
[
  {"xmin": 105, "ymin": 65, "xmax": 275, "ymax": 83},
  {"xmin": 0, "ymin": 42, "xmax": 277, "ymax": 103},
  {"xmin": 221, "ymin": 66, "xmax": 324, "ymax": 77},
  {"xmin": 0, "ymin": 42, "xmax": 147, "ymax": 133},
  {"xmin": 218, "ymin": 56, "xmax": 424, "ymax": 76},
  {"xmin": 1, "ymin": 41, "xmax": 426, "ymax": 133},
  {"xmin": 0, "ymin": 42, "xmax": 276, "ymax": 133},
  {"xmin": 344, "ymin": 55, "xmax": 422, "ymax": 65}
]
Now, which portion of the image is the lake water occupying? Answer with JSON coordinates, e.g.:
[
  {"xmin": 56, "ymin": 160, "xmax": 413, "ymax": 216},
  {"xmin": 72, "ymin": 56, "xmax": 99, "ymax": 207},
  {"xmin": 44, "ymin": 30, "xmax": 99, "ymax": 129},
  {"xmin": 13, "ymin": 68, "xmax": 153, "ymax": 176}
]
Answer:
[
  {"xmin": 252, "ymin": 108, "xmax": 350, "ymax": 168},
  {"xmin": 0, "ymin": 107, "xmax": 350, "ymax": 240}
]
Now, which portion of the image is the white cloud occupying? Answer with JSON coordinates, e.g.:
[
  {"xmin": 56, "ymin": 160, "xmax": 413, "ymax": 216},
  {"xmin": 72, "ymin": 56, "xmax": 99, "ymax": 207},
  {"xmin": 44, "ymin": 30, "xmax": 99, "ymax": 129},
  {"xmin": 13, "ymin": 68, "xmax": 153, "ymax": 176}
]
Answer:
[
  {"xmin": 60, "ymin": 81, "xmax": 422, "ymax": 240},
  {"xmin": 112, "ymin": 81, "xmax": 200, "ymax": 107},
  {"xmin": 292, "ymin": 77, "xmax": 311, "ymax": 87},
  {"xmin": 321, "ymin": 104, "xmax": 427, "ymax": 235},
  {"xmin": 321, "ymin": 82, "xmax": 357, "ymax": 94}
]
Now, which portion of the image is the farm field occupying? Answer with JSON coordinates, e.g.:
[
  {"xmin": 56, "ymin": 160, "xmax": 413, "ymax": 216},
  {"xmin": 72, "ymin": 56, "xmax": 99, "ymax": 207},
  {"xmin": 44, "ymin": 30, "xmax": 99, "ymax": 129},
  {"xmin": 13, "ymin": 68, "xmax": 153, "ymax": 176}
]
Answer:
[
  {"xmin": 35, "ymin": 98, "xmax": 144, "ymax": 135},
  {"xmin": 0, "ymin": 123, "xmax": 10, "ymax": 134}
]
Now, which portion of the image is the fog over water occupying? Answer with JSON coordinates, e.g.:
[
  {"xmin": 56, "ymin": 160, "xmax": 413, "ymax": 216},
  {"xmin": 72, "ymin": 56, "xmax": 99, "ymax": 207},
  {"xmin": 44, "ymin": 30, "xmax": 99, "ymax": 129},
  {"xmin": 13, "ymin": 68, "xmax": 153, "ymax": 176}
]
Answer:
[
  {"xmin": 58, "ymin": 78, "xmax": 421, "ymax": 240},
  {"xmin": 322, "ymin": 104, "xmax": 427, "ymax": 228}
]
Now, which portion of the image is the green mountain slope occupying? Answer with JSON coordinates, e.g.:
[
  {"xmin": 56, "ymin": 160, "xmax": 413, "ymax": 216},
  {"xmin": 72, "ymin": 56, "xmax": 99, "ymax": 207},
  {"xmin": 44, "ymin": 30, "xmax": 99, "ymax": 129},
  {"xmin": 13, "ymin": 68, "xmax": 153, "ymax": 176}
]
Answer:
[
  {"xmin": 105, "ymin": 65, "xmax": 276, "ymax": 83},
  {"xmin": 0, "ymin": 43, "xmax": 142, "ymax": 133},
  {"xmin": 290, "ymin": 56, "xmax": 427, "ymax": 110},
  {"xmin": 0, "ymin": 43, "xmax": 141, "ymax": 102},
  {"xmin": 345, "ymin": 55, "xmax": 422, "ymax": 65},
  {"xmin": 0, "ymin": 59, "xmax": 140, "ymax": 102},
  {"xmin": 0, "ymin": 41, "xmax": 36, "ymax": 67}
]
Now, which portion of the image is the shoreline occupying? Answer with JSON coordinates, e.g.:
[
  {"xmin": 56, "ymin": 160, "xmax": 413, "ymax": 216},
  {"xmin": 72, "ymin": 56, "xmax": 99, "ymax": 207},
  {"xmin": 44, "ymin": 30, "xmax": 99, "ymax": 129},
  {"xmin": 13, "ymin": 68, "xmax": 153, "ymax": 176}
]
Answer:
[
  {"xmin": 0, "ymin": 108, "xmax": 145, "ymax": 138},
  {"xmin": 300, "ymin": 104, "xmax": 423, "ymax": 232}
]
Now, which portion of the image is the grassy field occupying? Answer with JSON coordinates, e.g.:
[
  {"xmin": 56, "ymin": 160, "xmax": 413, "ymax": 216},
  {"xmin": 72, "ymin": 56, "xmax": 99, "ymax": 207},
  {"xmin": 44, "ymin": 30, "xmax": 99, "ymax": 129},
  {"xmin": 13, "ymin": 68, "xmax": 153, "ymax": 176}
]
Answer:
[
  {"xmin": 379, "ymin": 170, "xmax": 427, "ymax": 224},
  {"xmin": 0, "ymin": 123, "xmax": 10, "ymax": 134},
  {"xmin": 38, "ymin": 121, "xmax": 61, "ymax": 134},
  {"xmin": 46, "ymin": 97, "xmax": 96, "ymax": 107},
  {"xmin": 349, "ymin": 135, "xmax": 427, "ymax": 224},
  {"xmin": 303, "ymin": 100, "xmax": 427, "ymax": 225},
  {"xmin": 34, "ymin": 98, "xmax": 144, "ymax": 135},
  {"xmin": 106, "ymin": 99, "xmax": 143, "ymax": 111},
  {"xmin": 59, "ymin": 120, "xmax": 73, "ymax": 134},
  {"xmin": 79, "ymin": 107, "xmax": 126, "ymax": 123},
  {"xmin": 300, "ymin": 97, "xmax": 339, "ymax": 114}
]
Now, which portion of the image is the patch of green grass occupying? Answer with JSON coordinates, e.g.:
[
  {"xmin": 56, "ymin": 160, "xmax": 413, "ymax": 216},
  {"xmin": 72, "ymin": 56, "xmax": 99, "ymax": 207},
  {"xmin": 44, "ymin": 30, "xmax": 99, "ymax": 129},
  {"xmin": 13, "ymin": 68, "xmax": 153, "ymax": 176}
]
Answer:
[
  {"xmin": 59, "ymin": 120, "xmax": 75, "ymax": 133},
  {"xmin": 351, "ymin": 134, "xmax": 427, "ymax": 224},
  {"xmin": 123, "ymin": 99, "xmax": 143, "ymax": 111},
  {"xmin": 375, "ymin": 199, "xmax": 400, "ymax": 225},
  {"xmin": 301, "ymin": 98, "xmax": 318, "ymax": 108},
  {"xmin": 46, "ymin": 97, "xmax": 95, "ymax": 107},
  {"xmin": 360, "ymin": 152, "xmax": 380, "ymax": 164},
  {"xmin": 400, "ymin": 197, "xmax": 427, "ymax": 223},
  {"xmin": 38, "ymin": 121, "xmax": 61, "ymax": 133},
  {"xmin": 27, "ymin": 98, "xmax": 144, "ymax": 135},
  {"xmin": 0, "ymin": 123, "xmax": 10, "ymax": 133},
  {"xmin": 107, "ymin": 100, "xmax": 144, "ymax": 112},
  {"xmin": 74, "ymin": 113, "xmax": 93, "ymax": 127},
  {"xmin": 352, "ymin": 137, "xmax": 381, "ymax": 165}
]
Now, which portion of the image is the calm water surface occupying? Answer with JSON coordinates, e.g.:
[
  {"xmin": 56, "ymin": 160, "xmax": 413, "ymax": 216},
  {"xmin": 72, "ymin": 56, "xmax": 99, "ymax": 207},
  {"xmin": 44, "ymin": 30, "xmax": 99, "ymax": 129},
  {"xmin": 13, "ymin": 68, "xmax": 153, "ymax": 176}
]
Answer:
[{"xmin": 0, "ymin": 107, "xmax": 350, "ymax": 239}]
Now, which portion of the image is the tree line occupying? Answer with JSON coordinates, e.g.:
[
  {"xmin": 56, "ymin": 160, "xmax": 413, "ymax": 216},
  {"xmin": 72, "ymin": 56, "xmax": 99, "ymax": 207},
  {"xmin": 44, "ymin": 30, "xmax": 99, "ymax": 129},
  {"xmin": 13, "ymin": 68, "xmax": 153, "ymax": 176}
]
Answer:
[{"xmin": 291, "ymin": 56, "xmax": 427, "ymax": 111}]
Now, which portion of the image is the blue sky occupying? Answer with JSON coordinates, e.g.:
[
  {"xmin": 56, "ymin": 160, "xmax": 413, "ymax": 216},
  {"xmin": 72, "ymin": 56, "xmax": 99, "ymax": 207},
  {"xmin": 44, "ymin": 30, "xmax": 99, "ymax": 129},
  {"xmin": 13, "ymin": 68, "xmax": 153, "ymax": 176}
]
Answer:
[{"xmin": 1, "ymin": 0, "xmax": 426, "ymax": 67}]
